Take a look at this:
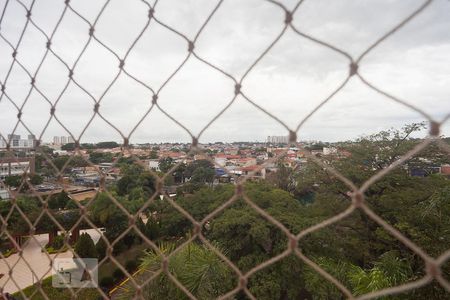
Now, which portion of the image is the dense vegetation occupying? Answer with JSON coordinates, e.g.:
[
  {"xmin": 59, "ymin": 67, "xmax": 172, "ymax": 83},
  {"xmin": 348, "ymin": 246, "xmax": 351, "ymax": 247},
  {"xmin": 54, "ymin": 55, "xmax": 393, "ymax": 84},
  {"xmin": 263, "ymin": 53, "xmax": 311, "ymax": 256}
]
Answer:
[
  {"xmin": 125, "ymin": 123, "xmax": 448, "ymax": 299},
  {"xmin": 3, "ymin": 124, "xmax": 450, "ymax": 299}
]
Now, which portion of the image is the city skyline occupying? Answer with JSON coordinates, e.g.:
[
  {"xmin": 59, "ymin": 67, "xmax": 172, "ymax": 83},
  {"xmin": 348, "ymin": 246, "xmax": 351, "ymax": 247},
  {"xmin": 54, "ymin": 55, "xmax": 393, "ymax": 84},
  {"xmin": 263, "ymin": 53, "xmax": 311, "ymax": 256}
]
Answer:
[{"xmin": 0, "ymin": 124, "xmax": 443, "ymax": 145}]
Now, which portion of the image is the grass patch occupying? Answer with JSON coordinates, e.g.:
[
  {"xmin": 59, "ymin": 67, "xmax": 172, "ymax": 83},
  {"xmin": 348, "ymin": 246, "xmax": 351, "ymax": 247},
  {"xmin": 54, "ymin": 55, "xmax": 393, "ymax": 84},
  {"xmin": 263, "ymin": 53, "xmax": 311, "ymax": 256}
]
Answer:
[
  {"xmin": 43, "ymin": 245, "xmax": 69, "ymax": 254},
  {"xmin": 13, "ymin": 276, "xmax": 102, "ymax": 300},
  {"xmin": 2, "ymin": 248, "xmax": 17, "ymax": 258}
]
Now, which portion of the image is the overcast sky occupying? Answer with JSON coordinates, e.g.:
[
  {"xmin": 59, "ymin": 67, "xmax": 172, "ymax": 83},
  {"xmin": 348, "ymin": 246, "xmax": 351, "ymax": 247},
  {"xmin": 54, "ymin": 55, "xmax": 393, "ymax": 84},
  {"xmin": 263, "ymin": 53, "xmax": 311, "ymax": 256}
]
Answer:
[{"xmin": 0, "ymin": 0, "xmax": 449, "ymax": 143}]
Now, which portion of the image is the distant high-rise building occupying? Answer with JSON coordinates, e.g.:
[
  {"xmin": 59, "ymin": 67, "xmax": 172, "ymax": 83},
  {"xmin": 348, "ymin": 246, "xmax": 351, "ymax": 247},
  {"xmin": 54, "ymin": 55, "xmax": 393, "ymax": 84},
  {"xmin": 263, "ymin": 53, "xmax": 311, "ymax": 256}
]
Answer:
[
  {"xmin": 53, "ymin": 135, "xmax": 74, "ymax": 145},
  {"xmin": 267, "ymin": 135, "xmax": 289, "ymax": 144}
]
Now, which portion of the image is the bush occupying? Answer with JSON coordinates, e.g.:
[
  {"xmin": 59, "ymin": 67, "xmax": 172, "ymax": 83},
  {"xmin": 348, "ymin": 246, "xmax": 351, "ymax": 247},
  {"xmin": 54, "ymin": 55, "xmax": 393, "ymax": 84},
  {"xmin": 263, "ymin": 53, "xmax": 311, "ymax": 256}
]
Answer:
[
  {"xmin": 29, "ymin": 174, "xmax": 43, "ymax": 185},
  {"xmin": 48, "ymin": 191, "xmax": 70, "ymax": 210},
  {"xmin": 3, "ymin": 248, "xmax": 17, "ymax": 258},
  {"xmin": 113, "ymin": 268, "xmax": 124, "ymax": 281},
  {"xmin": 145, "ymin": 217, "xmax": 160, "ymax": 240},
  {"xmin": 95, "ymin": 237, "xmax": 107, "ymax": 260},
  {"xmin": 99, "ymin": 276, "xmax": 114, "ymax": 288},
  {"xmin": 64, "ymin": 199, "xmax": 78, "ymax": 209},
  {"xmin": 52, "ymin": 235, "xmax": 65, "ymax": 250},
  {"xmin": 125, "ymin": 259, "xmax": 139, "ymax": 273},
  {"xmin": 74, "ymin": 233, "xmax": 97, "ymax": 258}
]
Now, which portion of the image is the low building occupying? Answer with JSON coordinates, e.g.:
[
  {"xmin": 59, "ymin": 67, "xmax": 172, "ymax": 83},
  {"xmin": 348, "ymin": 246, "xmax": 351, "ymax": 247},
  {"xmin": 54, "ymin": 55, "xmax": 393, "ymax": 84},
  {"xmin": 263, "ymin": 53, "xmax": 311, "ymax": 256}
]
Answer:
[
  {"xmin": 0, "ymin": 157, "xmax": 35, "ymax": 180},
  {"xmin": 441, "ymin": 165, "xmax": 450, "ymax": 176},
  {"xmin": 148, "ymin": 159, "xmax": 160, "ymax": 171},
  {"xmin": 240, "ymin": 165, "xmax": 266, "ymax": 180},
  {"xmin": 0, "ymin": 189, "xmax": 10, "ymax": 200},
  {"xmin": 237, "ymin": 157, "xmax": 257, "ymax": 167},
  {"xmin": 323, "ymin": 147, "xmax": 338, "ymax": 155},
  {"xmin": 0, "ymin": 134, "xmax": 36, "ymax": 150}
]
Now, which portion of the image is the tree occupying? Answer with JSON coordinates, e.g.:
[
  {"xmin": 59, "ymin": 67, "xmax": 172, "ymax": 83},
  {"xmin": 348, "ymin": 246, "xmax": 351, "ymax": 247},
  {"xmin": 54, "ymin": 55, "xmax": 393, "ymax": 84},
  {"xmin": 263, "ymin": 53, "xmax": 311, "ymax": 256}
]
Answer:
[
  {"xmin": 116, "ymin": 163, "xmax": 155, "ymax": 197},
  {"xmin": 349, "ymin": 251, "xmax": 412, "ymax": 296},
  {"xmin": 52, "ymin": 155, "xmax": 71, "ymax": 171},
  {"xmin": 70, "ymin": 155, "xmax": 89, "ymax": 168},
  {"xmin": 48, "ymin": 191, "xmax": 71, "ymax": 210},
  {"xmin": 149, "ymin": 150, "xmax": 158, "ymax": 159},
  {"xmin": 88, "ymin": 152, "xmax": 114, "ymax": 164},
  {"xmin": 50, "ymin": 234, "xmax": 65, "ymax": 250},
  {"xmin": 173, "ymin": 162, "xmax": 186, "ymax": 184},
  {"xmin": 96, "ymin": 141, "xmax": 119, "ymax": 149},
  {"xmin": 184, "ymin": 159, "xmax": 214, "ymax": 180},
  {"xmin": 29, "ymin": 174, "xmax": 43, "ymax": 185},
  {"xmin": 4, "ymin": 175, "xmax": 22, "ymax": 188},
  {"xmin": 61, "ymin": 143, "xmax": 76, "ymax": 151},
  {"xmin": 96, "ymin": 237, "xmax": 107, "ymax": 261},
  {"xmin": 191, "ymin": 167, "xmax": 215, "ymax": 185},
  {"xmin": 158, "ymin": 157, "xmax": 174, "ymax": 173},
  {"xmin": 74, "ymin": 233, "xmax": 97, "ymax": 258},
  {"xmin": 0, "ymin": 196, "xmax": 41, "ymax": 235},
  {"xmin": 116, "ymin": 175, "xmax": 135, "ymax": 196},
  {"xmin": 144, "ymin": 217, "xmax": 160, "ymax": 240},
  {"xmin": 290, "ymin": 123, "xmax": 450, "ymax": 298},
  {"xmin": 89, "ymin": 192, "xmax": 133, "ymax": 254},
  {"xmin": 116, "ymin": 242, "xmax": 235, "ymax": 299},
  {"xmin": 266, "ymin": 160, "xmax": 296, "ymax": 194},
  {"xmin": 157, "ymin": 183, "xmax": 308, "ymax": 298}
]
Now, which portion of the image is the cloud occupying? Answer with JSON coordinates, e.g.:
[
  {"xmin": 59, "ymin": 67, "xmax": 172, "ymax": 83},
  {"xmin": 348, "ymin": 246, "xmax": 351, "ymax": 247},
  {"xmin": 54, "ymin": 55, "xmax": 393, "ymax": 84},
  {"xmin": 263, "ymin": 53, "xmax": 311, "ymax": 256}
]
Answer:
[{"xmin": 0, "ymin": 0, "xmax": 449, "ymax": 143}]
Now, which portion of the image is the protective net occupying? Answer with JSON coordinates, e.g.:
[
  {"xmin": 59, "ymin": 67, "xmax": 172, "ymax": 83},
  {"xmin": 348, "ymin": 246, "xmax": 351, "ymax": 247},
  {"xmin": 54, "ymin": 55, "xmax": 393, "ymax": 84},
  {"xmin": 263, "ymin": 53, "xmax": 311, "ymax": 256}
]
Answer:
[{"xmin": 0, "ymin": 0, "xmax": 449, "ymax": 299}]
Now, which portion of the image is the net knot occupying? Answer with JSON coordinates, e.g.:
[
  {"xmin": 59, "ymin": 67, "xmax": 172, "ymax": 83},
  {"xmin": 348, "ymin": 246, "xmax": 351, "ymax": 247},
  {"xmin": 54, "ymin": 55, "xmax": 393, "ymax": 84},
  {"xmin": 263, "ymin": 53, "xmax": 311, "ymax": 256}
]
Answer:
[
  {"xmin": 425, "ymin": 261, "xmax": 441, "ymax": 278},
  {"xmin": 239, "ymin": 277, "xmax": 248, "ymax": 289},
  {"xmin": 234, "ymin": 83, "xmax": 241, "ymax": 95},
  {"xmin": 288, "ymin": 236, "xmax": 297, "ymax": 251},
  {"xmin": 188, "ymin": 41, "xmax": 195, "ymax": 52},
  {"xmin": 352, "ymin": 191, "xmax": 364, "ymax": 207},
  {"xmin": 162, "ymin": 258, "xmax": 169, "ymax": 272},
  {"xmin": 429, "ymin": 121, "xmax": 440, "ymax": 137},
  {"xmin": 193, "ymin": 222, "xmax": 201, "ymax": 235},
  {"xmin": 289, "ymin": 130, "xmax": 297, "ymax": 143},
  {"xmin": 192, "ymin": 137, "xmax": 198, "ymax": 147},
  {"xmin": 349, "ymin": 62, "xmax": 358, "ymax": 76},
  {"xmin": 235, "ymin": 183, "xmax": 243, "ymax": 196},
  {"xmin": 156, "ymin": 180, "xmax": 163, "ymax": 193},
  {"xmin": 284, "ymin": 11, "xmax": 293, "ymax": 24},
  {"xmin": 148, "ymin": 8, "xmax": 155, "ymax": 18}
]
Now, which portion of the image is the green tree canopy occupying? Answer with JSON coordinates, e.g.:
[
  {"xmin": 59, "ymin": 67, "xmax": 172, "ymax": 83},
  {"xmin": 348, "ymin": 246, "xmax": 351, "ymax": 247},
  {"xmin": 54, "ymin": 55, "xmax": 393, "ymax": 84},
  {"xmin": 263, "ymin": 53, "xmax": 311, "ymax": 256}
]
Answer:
[{"xmin": 74, "ymin": 232, "xmax": 97, "ymax": 259}]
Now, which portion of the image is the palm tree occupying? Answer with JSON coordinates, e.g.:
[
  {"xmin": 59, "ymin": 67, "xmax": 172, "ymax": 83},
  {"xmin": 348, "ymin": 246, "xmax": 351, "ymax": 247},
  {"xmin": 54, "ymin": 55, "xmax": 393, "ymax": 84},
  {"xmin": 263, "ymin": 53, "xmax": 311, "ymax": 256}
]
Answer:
[
  {"xmin": 348, "ymin": 251, "xmax": 412, "ymax": 298},
  {"xmin": 116, "ymin": 241, "xmax": 235, "ymax": 299}
]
